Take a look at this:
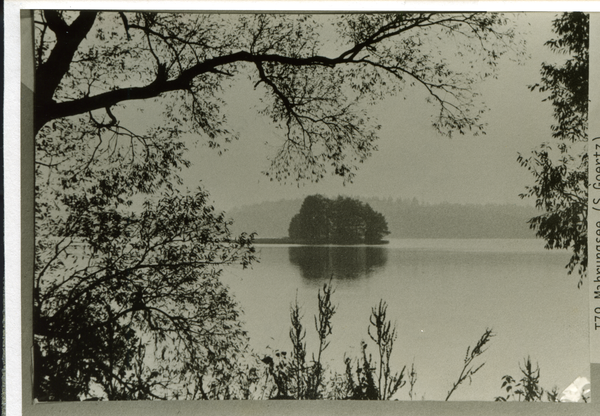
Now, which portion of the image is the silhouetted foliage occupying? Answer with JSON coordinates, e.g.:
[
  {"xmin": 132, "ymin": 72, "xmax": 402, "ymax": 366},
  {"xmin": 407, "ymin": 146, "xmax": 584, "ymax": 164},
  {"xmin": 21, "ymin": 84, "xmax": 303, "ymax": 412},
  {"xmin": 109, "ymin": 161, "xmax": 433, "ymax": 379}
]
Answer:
[
  {"xmin": 259, "ymin": 287, "xmax": 494, "ymax": 401},
  {"xmin": 288, "ymin": 195, "xmax": 390, "ymax": 244},
  {"xmin": 519, "ymin": 12, "xmax": 588, "ymax": 286},
  {"xmin": 261, "ymin": 282, "xmax": 336, "ymax": 399},
  {"xmin": 261, "ymin": 289, "xmax": 409, "ymax": 400},
  {"xmin": 343, "ymin": 301, "xmax": 406, "ymax": 400},
  {"xmin": 494, "ymin": 357, "xmax": 561, "ymax": 402},
  {"xmin": 289, "ymin": 195, "xmax": 333, "ymax": 243},
  {"xmin": 35, "ymin": 187, "xmax": 257, "ymax": 400},
  {"xmin": 35, "ymin": 11, "xmax": 519, "ymax": 182},
  {"xmin": 445, "ymin": 328, "xmax": 494, "ymax": 400}
]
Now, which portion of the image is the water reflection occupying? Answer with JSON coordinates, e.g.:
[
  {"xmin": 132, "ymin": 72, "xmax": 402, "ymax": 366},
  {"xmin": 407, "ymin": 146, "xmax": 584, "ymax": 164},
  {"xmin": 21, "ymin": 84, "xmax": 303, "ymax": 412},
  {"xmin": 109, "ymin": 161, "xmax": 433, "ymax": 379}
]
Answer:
[{"xmin": 288, "ymin": 245, "xmax": 388, "ymax": 281}]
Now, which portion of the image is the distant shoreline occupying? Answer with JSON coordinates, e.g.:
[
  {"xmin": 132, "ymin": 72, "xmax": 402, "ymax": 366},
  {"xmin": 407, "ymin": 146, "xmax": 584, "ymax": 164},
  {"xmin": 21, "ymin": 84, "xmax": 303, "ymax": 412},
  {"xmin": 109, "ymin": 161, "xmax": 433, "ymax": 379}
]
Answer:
[
  {"xmin": 253, "ymin": 237, "xmax": 390, "ymax": 245},
  {"xmin": 228, "ymin": 198, "xmax": 539, "ymax": 240}
]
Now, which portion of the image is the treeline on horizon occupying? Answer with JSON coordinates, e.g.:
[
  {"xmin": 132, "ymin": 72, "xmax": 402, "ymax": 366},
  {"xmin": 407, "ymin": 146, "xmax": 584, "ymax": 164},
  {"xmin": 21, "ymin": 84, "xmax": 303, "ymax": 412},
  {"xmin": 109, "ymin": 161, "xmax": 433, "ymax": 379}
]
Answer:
[{"xmin": 227, "ymin": 197, "xmax": 539, "ymax": 239}]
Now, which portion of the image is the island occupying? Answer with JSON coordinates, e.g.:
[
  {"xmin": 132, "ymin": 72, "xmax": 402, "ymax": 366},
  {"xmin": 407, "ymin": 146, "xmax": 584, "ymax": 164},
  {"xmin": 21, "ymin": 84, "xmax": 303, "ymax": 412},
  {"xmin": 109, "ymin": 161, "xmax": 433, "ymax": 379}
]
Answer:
[{"xmin": 254, "ymin": 195, "xmax": 390, "ymax": 245}]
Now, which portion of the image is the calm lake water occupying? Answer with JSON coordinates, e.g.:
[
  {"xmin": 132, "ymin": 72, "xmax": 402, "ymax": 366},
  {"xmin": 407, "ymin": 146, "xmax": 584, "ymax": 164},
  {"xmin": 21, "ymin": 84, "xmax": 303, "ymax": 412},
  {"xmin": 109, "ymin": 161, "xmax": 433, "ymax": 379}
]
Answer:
[{"xmin": 221, "ymin": 238, "xmax": 588, "ymax": 401}]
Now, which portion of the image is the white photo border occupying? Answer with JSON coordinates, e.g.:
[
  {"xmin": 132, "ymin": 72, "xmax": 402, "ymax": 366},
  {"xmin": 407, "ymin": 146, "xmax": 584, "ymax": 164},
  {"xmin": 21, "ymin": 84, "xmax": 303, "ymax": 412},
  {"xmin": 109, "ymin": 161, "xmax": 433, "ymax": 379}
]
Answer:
[{"xmin": 5, "ymin": 2, "xmax": 600, "ymax": 415}]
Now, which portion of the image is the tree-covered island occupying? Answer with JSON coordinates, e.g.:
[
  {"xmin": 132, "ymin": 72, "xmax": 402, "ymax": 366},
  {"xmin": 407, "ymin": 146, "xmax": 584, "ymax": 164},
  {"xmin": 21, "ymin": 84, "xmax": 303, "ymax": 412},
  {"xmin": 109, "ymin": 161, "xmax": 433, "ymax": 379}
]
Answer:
[{"xmin": 288, "ymin": 195, "xmax": 390, "ymax": 244}]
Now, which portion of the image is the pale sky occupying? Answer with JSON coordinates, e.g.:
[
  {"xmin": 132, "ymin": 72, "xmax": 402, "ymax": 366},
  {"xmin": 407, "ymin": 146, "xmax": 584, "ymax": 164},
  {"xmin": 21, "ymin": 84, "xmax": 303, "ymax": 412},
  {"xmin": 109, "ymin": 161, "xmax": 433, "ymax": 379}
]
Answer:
[{"xmin": 171, "ymin": 13, "xmax": 562, "ymax": 211}]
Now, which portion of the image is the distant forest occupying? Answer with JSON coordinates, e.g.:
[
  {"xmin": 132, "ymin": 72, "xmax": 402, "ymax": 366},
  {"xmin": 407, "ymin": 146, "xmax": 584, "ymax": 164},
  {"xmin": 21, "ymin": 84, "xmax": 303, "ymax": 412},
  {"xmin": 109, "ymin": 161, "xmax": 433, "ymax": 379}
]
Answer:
[{"xmin": 227, "ymin": 197, "xmax": 539, "ymax": 239}]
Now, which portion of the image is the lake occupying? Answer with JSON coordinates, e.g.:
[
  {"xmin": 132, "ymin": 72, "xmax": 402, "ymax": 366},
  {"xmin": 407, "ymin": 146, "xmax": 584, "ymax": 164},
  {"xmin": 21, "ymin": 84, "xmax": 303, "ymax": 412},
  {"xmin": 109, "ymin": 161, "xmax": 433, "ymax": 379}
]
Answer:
[{"xmin": 221, "ymin": 238, "xmax": 588, "ymax": 401}]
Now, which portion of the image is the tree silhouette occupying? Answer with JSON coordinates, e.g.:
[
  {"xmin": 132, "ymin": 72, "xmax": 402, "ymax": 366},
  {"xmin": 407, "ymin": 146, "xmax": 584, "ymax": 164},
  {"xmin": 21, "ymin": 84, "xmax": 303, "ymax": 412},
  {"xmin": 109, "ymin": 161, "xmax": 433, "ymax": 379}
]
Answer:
[
  {"xmin": 519, "ymin": 12, "xmax": 588, "ymax": 286},
  {"xmin": 288, "ymin": 195, "xmax": 332, "ymax": 242},
  {"xmin": 35, "ymin": 11, "xmax": 519, "ymax": 183},
  {"xmin": 288, "ymin": 195, "xmax": 390, "ymax": 244}
]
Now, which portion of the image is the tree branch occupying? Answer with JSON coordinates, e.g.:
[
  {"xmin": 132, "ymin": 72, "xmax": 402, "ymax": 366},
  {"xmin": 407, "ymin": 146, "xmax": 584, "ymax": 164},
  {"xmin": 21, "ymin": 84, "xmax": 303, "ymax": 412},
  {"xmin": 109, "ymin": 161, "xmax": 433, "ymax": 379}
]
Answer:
[
  {"xmin": 35, "ymin": 11, "xmax": 98, "ymax": 106},
  {"xmin": 34, "ymin": 12, "xmax": 507, "ymax": 140}
]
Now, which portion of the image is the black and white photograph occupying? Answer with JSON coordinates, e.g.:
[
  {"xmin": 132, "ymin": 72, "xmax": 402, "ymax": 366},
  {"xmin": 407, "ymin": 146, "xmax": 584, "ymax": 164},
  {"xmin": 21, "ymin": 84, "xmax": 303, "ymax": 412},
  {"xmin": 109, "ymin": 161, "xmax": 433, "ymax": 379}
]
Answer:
[{"xmin": 7, "ymin": 4, "xmax": 599, "ymax": 415}]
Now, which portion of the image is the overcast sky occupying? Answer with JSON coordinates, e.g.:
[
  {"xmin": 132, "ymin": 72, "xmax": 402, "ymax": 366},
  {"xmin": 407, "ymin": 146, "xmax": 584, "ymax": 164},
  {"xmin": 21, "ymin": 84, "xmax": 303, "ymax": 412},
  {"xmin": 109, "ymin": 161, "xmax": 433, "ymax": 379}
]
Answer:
[{"xmin": 164, "ymin": 13, "xmax": 561, "ymax": 211}]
